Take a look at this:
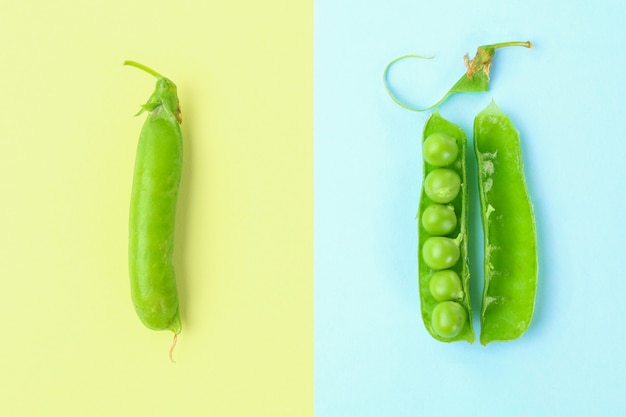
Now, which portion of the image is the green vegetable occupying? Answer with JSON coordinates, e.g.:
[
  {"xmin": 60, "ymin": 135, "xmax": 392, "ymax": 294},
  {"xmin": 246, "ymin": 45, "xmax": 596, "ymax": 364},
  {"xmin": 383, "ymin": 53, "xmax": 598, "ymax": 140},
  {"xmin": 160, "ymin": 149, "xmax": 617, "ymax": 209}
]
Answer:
[
  {"xmin": 383, "ymin": 41, "xmax": 533, "ymax": 111},
  {"xmin": 421, "ymin": 204, "xmax": 457, "ymax": 236},
  {"xmin": 422, "ymin": 237, "xmax": 460, "ymax": 270},
  {"xmin": 418, "ymin": 111, "xmax": 474, "ymax": 343},
  {"xmin": 474, "ymin": 101, "xmax": 537, "ymax": 345},
  {"xmin": 429, "ymin": 270, "xmax": 464, "ymax": 302},
  {"xmin": 126, "ymin": 60, "xmax": 183, "ymax": 360},
  {"xmin": 431, "ymin": 301, "xmax": 467, "ymax": 338},
  {"xmin": 385, "ymin": 41, "xmax": 537, "ymax": 344},
  {"xmin": 423, "ymin": 168, "xmax": 461, "ymax": 204},
  {"xmin": 423, "ymin": 132, "xmax": 458, "ymax": 166}
]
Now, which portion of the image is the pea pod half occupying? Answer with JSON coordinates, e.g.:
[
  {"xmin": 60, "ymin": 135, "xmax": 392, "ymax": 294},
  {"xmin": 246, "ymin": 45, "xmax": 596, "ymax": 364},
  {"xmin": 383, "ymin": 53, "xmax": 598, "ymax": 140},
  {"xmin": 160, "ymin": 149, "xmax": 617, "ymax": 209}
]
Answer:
[
  {"xmin": 418, "ymin": 111, "xmax": 474, "ymax": 343},
  {"xmin": 126, "ymin": 61, "xmax": 183, "ymax": 359},
  {"xmin": 474, "ymin": 101, "xmax": 537, "ymax": 345}
]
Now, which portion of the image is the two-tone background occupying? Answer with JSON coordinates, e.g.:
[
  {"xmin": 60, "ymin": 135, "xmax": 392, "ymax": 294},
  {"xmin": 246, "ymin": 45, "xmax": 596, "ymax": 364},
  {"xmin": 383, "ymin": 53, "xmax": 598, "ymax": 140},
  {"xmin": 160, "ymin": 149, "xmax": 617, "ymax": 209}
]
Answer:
[{"xmin": 2, "ymin": 0, "xmax": 625, "ymax": 415}]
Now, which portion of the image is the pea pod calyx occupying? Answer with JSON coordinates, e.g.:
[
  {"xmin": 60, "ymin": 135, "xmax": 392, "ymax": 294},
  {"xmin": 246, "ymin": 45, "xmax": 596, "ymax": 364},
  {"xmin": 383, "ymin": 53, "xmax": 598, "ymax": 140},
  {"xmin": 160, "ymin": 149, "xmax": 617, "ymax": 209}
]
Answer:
[
  {"xmin": 383, "ymin": 41, "xmax": 533, "ymax": 112},
  {"xmin": 464, "ymin": 41, "xmax": 533, "ymax": 81},
  {"xmin": 124, "ymin": 60, "xmax": 182, "ymax": 124}
]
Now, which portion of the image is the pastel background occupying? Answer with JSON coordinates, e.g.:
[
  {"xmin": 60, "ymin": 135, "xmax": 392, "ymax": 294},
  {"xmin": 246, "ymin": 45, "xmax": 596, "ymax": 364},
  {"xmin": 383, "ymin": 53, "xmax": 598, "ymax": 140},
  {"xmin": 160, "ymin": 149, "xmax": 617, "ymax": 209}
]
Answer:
[
  {"xmin": 1, "ymin": 1, "xmax": 312, "ymax": 416},
  {"xmin": 4, "ymin": 0, "xmax": 626, "ymax": 415},
  {"xmin": 315, "ymin": 0, "xmax": 626, "ymax": 416}
]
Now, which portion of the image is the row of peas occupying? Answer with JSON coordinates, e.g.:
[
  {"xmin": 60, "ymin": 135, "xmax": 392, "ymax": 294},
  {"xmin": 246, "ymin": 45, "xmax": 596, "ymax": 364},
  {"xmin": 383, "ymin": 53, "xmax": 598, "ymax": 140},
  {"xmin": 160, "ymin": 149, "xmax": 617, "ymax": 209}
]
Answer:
[{"xmin": 418, "ymin": 113, "xmax": 474, "ymax": 343}]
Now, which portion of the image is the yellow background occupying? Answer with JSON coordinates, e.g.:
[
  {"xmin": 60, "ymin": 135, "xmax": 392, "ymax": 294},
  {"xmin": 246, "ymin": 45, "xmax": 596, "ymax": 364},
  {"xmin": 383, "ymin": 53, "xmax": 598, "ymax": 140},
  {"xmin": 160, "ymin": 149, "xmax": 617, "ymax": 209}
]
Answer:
[{"xmin": 0, "ymin": 1, "xmax": 312, "ymax": 416}]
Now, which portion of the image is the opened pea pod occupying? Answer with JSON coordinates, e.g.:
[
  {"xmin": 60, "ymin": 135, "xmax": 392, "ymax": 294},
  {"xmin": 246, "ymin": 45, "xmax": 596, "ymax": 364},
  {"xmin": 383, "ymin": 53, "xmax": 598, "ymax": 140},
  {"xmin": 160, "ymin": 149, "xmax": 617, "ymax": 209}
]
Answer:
[
  {"xmin": 386, "ymin": 41, "xmax": 537, "ymax": 344},
  {"xmin": 418, "ymin": 111, "xmax": 474, "ymax": 343},
  {"xmin": 417, "ymin": 106, "xmax": 537, "ymax": 345},
  {"xmin": 126, "ymin": 60, "xmax": 183, "ymax": 361}
]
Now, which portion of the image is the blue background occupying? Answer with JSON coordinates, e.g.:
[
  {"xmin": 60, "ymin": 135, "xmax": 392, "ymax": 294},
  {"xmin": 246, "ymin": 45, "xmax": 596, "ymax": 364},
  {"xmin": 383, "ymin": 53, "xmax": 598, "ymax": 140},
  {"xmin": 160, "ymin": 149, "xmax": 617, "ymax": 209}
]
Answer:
[{"xmin": 315, "ymin": 0, "xmax": 626, "ymax": 415}]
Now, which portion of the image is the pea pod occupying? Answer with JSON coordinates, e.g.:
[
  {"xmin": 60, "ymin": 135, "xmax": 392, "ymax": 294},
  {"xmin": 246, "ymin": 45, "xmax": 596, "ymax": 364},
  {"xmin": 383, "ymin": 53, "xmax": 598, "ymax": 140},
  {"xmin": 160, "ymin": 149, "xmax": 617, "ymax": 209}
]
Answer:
[
  {"xmin": 474, "ymin": 101, "xmax": 537, "ymax": 345},
  {"xmin": 418, "ymin": 111, "xmax": 474, "ymax": 343},
  {"xmin": 126, "ymin": 60, "xmax": 183, "ymax": 359}
]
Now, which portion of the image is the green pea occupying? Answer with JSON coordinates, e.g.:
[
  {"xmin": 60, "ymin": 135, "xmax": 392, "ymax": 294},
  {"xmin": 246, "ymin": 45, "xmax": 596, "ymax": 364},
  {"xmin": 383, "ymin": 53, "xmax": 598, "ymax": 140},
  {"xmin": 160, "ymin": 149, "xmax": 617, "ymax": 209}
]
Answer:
[
  {"xmin": 429, "ymin": 270, "xmax": 464, "ymax": 302},
  {"xmin": 424, "ymin": 168, "xmax": 461, "ymax": 204},
  {"xmin": 423, "ymin": 132, "xmax": 458, "ymax": 167},
  {"xmin": 474, "ymin": 101, "xmax": 537, "ymax": 345},
  {"xmin": 422, "ymin": 237, "xmax": 460, "ymax": 270},
  {"xmin": 126, "ymin": 60, "xmax": 183, "ymax": 360},
  {"xmin": 421, "ymin": 204, "xmax": 457, "ymax": 236},
  {"xmin": 431, "ymin": 301, "xmax": 467, "ymax": 338}
]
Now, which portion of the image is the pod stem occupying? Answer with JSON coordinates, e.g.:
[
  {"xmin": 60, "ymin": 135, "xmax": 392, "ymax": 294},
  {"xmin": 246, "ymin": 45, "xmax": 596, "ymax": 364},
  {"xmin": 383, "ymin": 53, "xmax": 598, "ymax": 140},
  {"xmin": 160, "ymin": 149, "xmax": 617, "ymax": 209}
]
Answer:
[
  {"xmin": 124, "ymin": 60, "xmax": 163, "ymax": 78},
  {"xmin": 487, "ymin": 41, "xmax": 533, "ymax": 50},
  {"xmin": 169, "ymin": 333, "xmax": 178, "ymax": 363}
]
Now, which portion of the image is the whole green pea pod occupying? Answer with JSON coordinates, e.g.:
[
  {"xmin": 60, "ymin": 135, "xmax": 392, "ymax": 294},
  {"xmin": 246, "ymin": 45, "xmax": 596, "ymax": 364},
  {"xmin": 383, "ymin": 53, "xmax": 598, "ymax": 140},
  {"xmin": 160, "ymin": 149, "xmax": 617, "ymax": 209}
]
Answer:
[
  {"xmin": 474, "ymin": 101, "xmax": 537, "ymax": 345},
  {"xmin": 418, "ymin": 111, "xmax": 475, "ymax": 343},
  {"xmin": 125, "ymin": 61, "xmax": 183, "ymax": 356}
]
